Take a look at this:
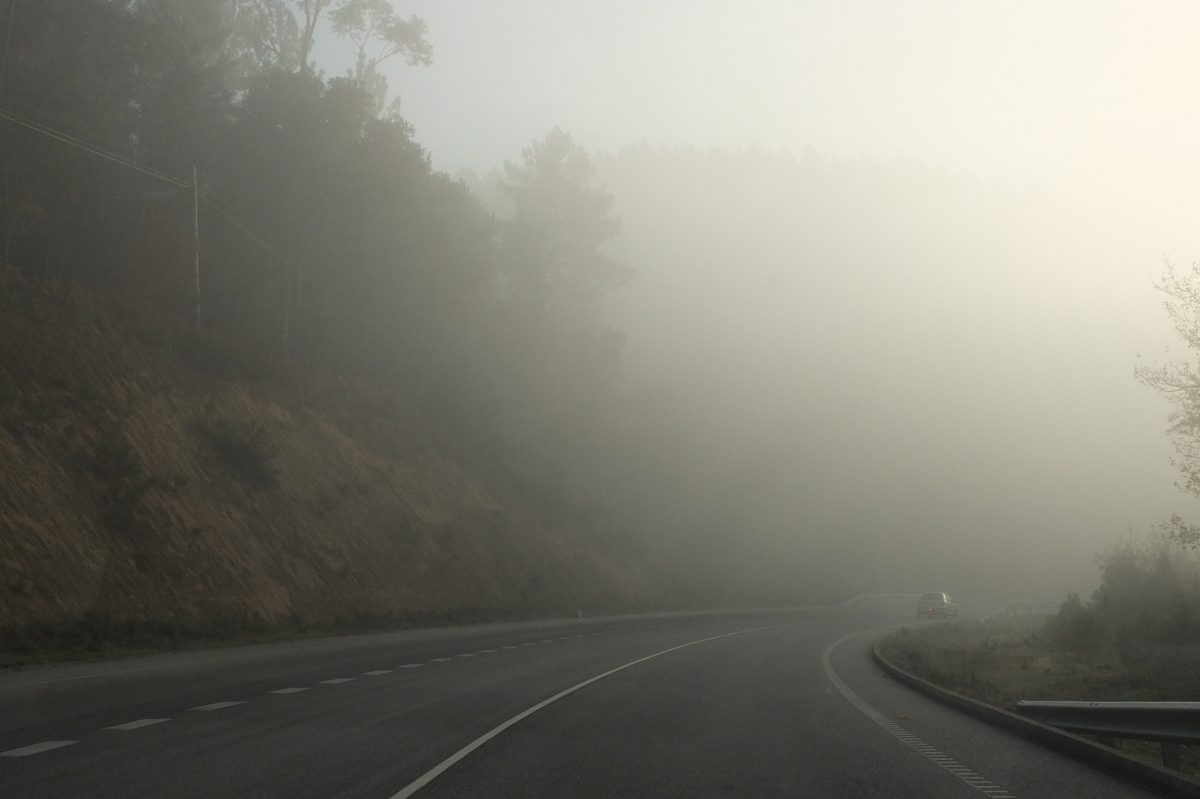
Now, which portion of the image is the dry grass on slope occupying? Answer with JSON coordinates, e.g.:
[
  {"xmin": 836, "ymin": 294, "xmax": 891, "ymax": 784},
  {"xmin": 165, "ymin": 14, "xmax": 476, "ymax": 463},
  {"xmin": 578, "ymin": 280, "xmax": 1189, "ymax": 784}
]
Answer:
[{"xmin": 0, "ymin": 268, "xmax": 658, "ymax": 663}]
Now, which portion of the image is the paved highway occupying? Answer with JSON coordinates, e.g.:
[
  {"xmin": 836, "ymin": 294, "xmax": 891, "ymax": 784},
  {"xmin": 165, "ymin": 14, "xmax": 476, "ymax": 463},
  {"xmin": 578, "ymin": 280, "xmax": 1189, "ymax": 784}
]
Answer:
[{"xmin": 0, "ymin": 608, "xmax": 1156, "ymax": 797}]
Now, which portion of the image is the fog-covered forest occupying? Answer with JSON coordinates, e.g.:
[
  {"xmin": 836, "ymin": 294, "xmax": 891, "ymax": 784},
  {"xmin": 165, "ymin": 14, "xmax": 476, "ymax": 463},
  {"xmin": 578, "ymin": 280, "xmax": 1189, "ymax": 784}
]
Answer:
[{"xmin": 5, "ymin": 0, "xmax": 1200, "ymax": 607}]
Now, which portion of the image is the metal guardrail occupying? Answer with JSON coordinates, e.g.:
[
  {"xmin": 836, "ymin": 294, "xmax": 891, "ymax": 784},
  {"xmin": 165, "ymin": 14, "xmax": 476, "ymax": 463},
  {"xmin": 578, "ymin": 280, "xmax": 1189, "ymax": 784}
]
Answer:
[
  {"xmin": 1018, "ymin": 700, "xmax": 1200, "ymax": 770},
  {"xmin": 980, "ymin": 603, "xmax": 1053, "ymax": 622},
  {"xmin": 837, "ymin": 593, "xmax": 920, "ymax": 608}
]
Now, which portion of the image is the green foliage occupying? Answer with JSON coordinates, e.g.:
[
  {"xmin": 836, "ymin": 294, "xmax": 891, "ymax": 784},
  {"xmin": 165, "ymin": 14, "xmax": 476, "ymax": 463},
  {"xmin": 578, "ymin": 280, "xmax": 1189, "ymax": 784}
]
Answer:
[
  {"xmin": 200, "ymin": 414, "xmax": 281, "ymax": 487},
  {"xmin": 1047, "ymin": 592, "xmax": 1102, "ymax": 651},
  {"xmin": 1049, "ymin": 542, "xmax": 1200, "ymax": 650},
  {"xmin": 498, "ymin": 127, "xmax": 632, "ymax": 326},
  {"xmin": 1139, "ymin": 261, "xmax": 1200, "ymax": 503}
]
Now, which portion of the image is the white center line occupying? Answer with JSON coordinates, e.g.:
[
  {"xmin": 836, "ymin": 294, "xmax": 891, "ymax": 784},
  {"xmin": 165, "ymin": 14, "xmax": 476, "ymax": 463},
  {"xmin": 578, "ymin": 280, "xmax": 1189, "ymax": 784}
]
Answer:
[
  {"xmin": 363, "ymin": 670, "xmax": 393, "ymax": 675},
  {"xmin": 387, "ymin": 625, "xmax": 777, "ymax": 799},
  {"xmin": 454, "ymin": 653, "xmax": 476, "ymax": 658},
  {"xmin": 190, "ymin": 701, "xmax": 244, "ymax": 712},
  {"xmin": 271, "ymin": 687, "xmax": 310, "ymax": 694},
  {"xmin": 501, "ymin": 645, "xmax": 517, "ymax": 649},
  {"xmin": 480, "ymin": 649, "xmax": 497, "ymax": 653},
  {"xmin": 400, "ymin": 663, "xmax": 424, "ymax": 668},
  {"xmin": 1, "ymin": 740, "xmax": 78, "ymax": 757},
  {"xmin": 430, "ymin": 657, "xmax": 450, "ymax": 662},
  {"xmin": 105, "ymin": 718, "xmax": 169, "ymax": 731},
  {"xmin": 320, "ymin": 678, "xmax": 355, "ymax": 684},
  {"xmin": 822, "ymin": 633, "xmax": 1015, "ymax": 799}
]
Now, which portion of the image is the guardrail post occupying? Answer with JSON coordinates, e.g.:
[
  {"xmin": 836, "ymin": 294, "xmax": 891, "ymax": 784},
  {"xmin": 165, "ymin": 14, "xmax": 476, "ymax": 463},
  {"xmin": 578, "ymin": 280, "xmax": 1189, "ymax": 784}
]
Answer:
[{"xmin": 1162, "ymin": 742, "xmax": 1181, "ymax": 770}]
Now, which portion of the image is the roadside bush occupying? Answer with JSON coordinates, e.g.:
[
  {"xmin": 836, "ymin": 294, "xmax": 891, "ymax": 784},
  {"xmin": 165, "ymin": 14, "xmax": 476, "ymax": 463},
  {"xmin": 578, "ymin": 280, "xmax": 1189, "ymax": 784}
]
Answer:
[
  {"xmin": 200, "ymin": 414, "xmax": 280, "ymax": 487},
  {"xmin": 1050, "ymin": 541, "xmax": 1200, "ymax": 651},
  {"xmin": 1048, "ymin": 592, "xmax": 1102, "ymax": 651}
]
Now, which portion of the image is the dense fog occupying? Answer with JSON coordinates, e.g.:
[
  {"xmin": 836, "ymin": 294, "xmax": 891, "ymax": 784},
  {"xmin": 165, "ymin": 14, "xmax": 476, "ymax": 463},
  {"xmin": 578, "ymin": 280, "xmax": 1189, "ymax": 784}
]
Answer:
[
  {"xmin": 7, "ymin": 0, "xmax": 1200, "ymax": 607},
  {"xmin": 431, "ymin": 2, "xmax": 1200, "ymax": 603}
]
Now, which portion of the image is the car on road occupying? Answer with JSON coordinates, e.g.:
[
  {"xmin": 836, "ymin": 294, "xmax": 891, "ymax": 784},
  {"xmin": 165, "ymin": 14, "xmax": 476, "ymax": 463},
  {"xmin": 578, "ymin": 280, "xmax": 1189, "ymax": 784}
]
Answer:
[{"xmin": 917, "ymin": 592, "xmax": 958, "ymax": 618}]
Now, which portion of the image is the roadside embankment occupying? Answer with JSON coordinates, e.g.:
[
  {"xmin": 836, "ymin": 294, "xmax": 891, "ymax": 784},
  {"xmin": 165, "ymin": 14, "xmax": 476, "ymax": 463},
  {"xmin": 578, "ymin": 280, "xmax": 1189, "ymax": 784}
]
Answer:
[{"xmin": 0, "ymin": 268, "xmax": 663, "ymax": 665}]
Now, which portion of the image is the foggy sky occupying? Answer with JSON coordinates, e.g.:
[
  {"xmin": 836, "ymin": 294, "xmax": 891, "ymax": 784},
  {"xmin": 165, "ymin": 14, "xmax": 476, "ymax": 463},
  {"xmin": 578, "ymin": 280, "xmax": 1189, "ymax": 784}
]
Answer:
[
  {"xmin": 323, "ymin": 1, "xmax": 1200, "ymax": 599},
  {"xmin": 375, "ymin": 1, "xmax": 1199, "ymax": 232}
]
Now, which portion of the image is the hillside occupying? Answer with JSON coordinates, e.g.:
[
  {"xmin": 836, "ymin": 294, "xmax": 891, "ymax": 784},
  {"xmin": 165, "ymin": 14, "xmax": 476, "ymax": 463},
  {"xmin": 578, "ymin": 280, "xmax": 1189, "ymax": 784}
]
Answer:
[{"xmin": 0, "ymin": 267, "xmax": 660, "ymax": 653}]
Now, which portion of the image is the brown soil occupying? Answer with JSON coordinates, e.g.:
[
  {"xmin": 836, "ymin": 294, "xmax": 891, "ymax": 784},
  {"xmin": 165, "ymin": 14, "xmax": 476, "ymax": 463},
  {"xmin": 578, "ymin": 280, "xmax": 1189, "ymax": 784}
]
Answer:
[{"xmin": 0, "ymin": 268, "xmax": 662, "ymax": 663}]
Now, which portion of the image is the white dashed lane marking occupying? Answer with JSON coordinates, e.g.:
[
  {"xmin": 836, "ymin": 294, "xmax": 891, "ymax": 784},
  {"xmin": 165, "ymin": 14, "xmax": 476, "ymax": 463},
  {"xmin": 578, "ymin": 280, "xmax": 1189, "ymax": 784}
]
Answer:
[
  {"xmin": 190, "ymin": 701, "xmax": 244, "ymax": 712},
  {"xmin": 105, "ymin": 718, "xmax": 169, "ymax": 731},
  {"xmin": 1, "ymin": 741, "xmax": 78, "ymax": 757},
  {"xmin": 0, "ymin": 622, "xmax": 659, "ymax": 761},
  {"xmin": 822, "ymin": 633, "xmax": 1016, "ymax": 798}
]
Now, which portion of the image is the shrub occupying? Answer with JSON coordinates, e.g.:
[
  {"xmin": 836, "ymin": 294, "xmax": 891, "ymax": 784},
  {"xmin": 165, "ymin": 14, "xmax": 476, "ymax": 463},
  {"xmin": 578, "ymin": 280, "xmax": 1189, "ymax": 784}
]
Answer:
[
  {"xmin": 1050, "ymin": 541, "xmax": 1200, "ymax": 651},
  {"xmin": 200, "ymin": 415, "xmax": 280, "ymax": 487},
  {"xmin": 1048, "ymin": 592, "xmax": 1102, "ymax": 651}
]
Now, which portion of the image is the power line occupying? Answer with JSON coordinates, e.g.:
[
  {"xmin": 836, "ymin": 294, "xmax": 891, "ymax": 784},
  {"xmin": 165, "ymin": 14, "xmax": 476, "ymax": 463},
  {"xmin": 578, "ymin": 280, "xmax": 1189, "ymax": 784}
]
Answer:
[
  {"xmin": 0, "ymin": 105, "xmax": 188, "ymax": 187},
  {"xmin": 0, "ymin": 91, "xmax": 148, "ymax": 159},
  {"xmin": 0, "ymin": 101, "xmax": 295, "ymax": 269},
  {"xmin": 201, "ymin": 196, "xmax": 290, "ymax": 267},
  {"xmin": 0, "ymin": 91, "xmax": 300, "ymax": 342}
]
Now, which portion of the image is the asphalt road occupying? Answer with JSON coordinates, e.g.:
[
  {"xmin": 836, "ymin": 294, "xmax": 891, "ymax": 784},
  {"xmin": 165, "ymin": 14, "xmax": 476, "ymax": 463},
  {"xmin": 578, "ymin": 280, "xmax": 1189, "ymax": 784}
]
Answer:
[{"xmin": 0, "ymin": 607, "xmax": 1158, "ymax": 798}]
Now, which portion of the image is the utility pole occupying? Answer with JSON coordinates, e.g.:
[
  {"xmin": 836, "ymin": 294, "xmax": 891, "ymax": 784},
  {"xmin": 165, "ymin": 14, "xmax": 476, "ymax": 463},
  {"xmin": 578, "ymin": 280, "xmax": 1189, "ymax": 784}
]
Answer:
[{"xmin": 193, "ymin": 165, "xmax": 200, "ymax": 328}]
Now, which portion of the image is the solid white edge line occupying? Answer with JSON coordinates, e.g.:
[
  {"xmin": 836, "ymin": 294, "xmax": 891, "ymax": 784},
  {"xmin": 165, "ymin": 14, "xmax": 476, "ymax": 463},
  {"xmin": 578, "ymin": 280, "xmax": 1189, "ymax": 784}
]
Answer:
[
  {"xmin": 387, "ymin": 625, "xmax": 778, "ymax": 799},
  {"xmin": 821, "ymin": 631, "xmax": 1015, "ymax": 798}
]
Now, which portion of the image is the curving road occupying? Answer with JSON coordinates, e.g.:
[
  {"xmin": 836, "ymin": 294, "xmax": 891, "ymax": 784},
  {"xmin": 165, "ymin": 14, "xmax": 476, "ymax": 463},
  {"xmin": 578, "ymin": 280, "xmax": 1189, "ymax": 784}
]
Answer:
[{"xmin": 0, "ymin": 608, "xmax": 1155, "ymax": 798}]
